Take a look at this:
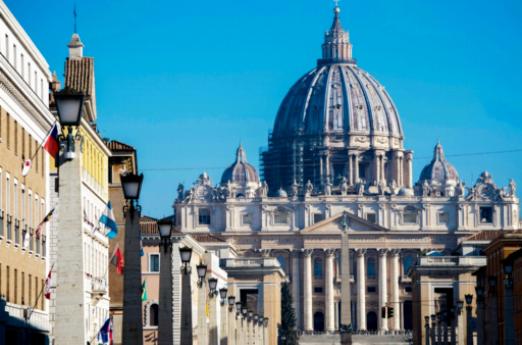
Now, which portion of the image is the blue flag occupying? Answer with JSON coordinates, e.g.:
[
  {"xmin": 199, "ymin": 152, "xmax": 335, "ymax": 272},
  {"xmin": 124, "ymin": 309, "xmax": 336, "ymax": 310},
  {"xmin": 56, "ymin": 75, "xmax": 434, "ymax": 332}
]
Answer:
[
  {"xmin": 97, "ymin": 317, "xmax": 112, "ymax": 344},
  {"xmin": 99, "ymin": 201, "xmax": 118, "ymax": 239}
]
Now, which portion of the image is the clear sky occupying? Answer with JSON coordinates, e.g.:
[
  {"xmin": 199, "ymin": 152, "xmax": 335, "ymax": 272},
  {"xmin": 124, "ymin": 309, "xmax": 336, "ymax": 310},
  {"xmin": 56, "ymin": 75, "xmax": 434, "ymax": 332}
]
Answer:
[{"xmin": 5, "ymin": 0, "xmax": 522, "ymax": 218}]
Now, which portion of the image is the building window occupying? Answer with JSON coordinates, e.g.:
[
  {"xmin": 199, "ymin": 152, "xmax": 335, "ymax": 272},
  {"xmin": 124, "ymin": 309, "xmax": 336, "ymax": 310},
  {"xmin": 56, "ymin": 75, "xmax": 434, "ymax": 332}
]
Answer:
[
  {"xmin": 367, "ymin": 286, "xmax": 376, "ymax": 293},
  {"xmin": 313, "ymin": 213, "xmax": 325, "ymax": 224},
  {"xmin": 403, "ymin": 206, "xmax": 418, "ymax": 224},
  {"xmin": 149, "ymin": 304, "xmax": 159, "ymax": 326},
  {"xmin": 149, "ymin": 254, "xmax": 160, "ymax": 273},
  {"xmin": 241, "ymin": 213, "xmax": 252, "ymax": 226},
  {"xmin": 405, "ymin": 286, "xmax": 412, "ymax": 293},
  {"xmin": 314, "ymin": 257, "xmax": 323, "ymax": 278},
  {"xmin": 314, "ymin": 287, "xmax": 323, "ymax": 293},
  {"xmin": 367, "ymin": 257, "xmax": 376, "ymax": 278},
  {"xmin": 402, "ymin": 256, "xmax": 414, "ymax": 275},
  {"xmin": 366, "ymin": 212, "xmax": 377, "ymax": 224},
  {"xmin": 274, "ymin": 208, "xmax": 289, "ymax": 225},
  {"xmin": 437, "ymin": 211, "xmax": 449, "ymax": 225},
  {"xmin": 480, "ymin": 207, "xmax": 493, "ymax": 223},
  {"xmin": 198, "ymin": 208, "xmax": 211, "ymax": 225}
]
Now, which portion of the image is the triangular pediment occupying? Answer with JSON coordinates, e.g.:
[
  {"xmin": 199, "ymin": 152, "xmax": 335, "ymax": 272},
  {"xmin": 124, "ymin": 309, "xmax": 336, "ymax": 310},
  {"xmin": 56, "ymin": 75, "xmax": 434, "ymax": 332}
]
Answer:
[{"xmin": 301, "ymin": 211, "xmax": 389, "ymax": 234}]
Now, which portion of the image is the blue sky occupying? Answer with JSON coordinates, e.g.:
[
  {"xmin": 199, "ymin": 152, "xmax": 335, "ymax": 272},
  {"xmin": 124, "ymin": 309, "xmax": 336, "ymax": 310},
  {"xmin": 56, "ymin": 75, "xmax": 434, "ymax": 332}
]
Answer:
[{"xmin": 6, "ymin": 0, "xmax": 522, "ymax": 218}]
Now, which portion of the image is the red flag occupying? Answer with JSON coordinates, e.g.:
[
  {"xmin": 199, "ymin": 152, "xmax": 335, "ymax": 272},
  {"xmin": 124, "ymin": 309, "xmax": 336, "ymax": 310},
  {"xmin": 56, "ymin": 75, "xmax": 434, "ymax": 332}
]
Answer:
[
  {"xmin": 43, "ymin": 124, "xmax": 59, "ymax": 157},
  {"xmin": 44, "ymin": 268, "xmax": 53, "ymax": 299},
  {"xmin": 111, "ymin": 246, "xmax": 124, "ymax": 275},
  {"xmin": 35, "ymin": 208, "xmax": 55, "ymax": 239}
]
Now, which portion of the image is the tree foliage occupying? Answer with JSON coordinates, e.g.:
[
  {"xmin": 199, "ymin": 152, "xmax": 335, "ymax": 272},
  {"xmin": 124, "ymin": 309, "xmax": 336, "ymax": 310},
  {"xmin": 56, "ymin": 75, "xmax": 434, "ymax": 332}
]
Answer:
[{"xmin": 279, "ymin": 282, "xmax": 299, "ymax": 345}]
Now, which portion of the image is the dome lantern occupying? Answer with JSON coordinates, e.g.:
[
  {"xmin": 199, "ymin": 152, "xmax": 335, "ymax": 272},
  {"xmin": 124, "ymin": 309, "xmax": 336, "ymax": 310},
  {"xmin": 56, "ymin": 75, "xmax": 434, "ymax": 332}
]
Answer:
[{"xmin": 318, "ymin": 5, "xmax": 354, "ymax": 66}]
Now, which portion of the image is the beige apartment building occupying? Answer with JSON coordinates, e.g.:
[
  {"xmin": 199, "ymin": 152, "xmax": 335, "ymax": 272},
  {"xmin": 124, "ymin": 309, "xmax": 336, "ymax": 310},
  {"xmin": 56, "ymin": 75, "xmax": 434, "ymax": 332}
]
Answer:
[{"xmin": 0, "ymin": 1, "xmax": 55, "ymax": 343}]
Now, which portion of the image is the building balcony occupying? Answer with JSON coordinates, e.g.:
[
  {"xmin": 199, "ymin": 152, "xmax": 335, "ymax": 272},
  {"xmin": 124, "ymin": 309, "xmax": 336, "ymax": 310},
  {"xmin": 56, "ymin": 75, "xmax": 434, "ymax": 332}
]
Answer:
[{"xmin": 91, "ymin": 277, "xmax": 108, "ymax": 300}]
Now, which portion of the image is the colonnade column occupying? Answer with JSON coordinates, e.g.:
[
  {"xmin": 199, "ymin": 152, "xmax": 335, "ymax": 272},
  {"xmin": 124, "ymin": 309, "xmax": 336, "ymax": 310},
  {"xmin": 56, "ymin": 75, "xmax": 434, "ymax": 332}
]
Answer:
[
  {"xmin": 291, "ymin": 250, "xmax": 302, "ymax": 329},
  {"xmin": 303, "ymin": 249, "xmax": 313, "ymax": 332},
  {"xmin": 390, "ymin": 250, "xmax": 401, "ymax": 331},
  {"xmin": 324, "ymin": 249, "xmax": 336, "ymax": 333},
  {"xmin": 378, "ymin": 249, "xmax": 388, "ymax": 332},
  {"xmin": 356, "ymin": 249, "xmax": 367, "ymax": 331}
]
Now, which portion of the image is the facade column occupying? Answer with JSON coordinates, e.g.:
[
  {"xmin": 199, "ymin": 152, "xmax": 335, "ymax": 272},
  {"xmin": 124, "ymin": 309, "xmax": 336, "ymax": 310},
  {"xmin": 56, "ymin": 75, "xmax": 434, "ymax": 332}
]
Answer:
[
  {"xmin": 390, "ymin": 250, "xmax": 401, "ymax": 331},
  {"xmin": 353, "ymin": 153, "xmax": 360, "ymax": 183},
  {"xmin": 220, "ymin": 300, "xmax": 228, "ymax": 345},
  {"xmin": 324, "ymin": 249, "xmax": 336, "ymax": 333},
  {"xmin": 356, "ymin": 249, "xmax": 367, "ymax": 331},
  {"xmin": 303, "ymin": 249, "xmax": 314, "ymax": 332},
  {"xmin": 405, "ymin": 151, "xmax": 413, "ymax": 189},
  {"xmin": 378, "ymin": 249, "xmax": 388, "ymax": 332},
  {"xmin": 198, "ymin": 281, "xmax": 209, "ymax": 345},
  {"xmin": 348, "ymin": 153, "xmax": 353, "ymax": 185},
  {"xmin": 290, "ymin": 250, "xmax": 302, "ymax": 329}
]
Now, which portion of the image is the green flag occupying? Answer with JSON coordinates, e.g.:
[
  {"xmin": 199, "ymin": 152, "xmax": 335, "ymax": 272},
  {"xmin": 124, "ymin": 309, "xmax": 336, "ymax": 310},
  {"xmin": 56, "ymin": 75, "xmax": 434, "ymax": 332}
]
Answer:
[{"xmin": 141, "ymin": 280, "xmax": 148, "ymax": 301}]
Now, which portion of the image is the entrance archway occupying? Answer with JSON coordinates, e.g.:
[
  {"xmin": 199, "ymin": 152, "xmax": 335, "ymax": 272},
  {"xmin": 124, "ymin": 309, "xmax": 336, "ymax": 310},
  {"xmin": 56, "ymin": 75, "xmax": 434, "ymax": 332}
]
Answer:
[
  {"xmin": 313, "ymin": 311, "xmax": 325, "ymax": 332},
  {"xmin": 366, "ymin": 311, "xmax": 378, "ymax": 331}
]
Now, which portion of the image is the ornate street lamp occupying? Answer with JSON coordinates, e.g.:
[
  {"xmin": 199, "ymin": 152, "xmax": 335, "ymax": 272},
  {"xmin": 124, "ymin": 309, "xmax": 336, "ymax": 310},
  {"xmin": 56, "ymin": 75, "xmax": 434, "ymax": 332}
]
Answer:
[
  {"xmin": 208, "ymin": 277, "xmax": 218, "ymax": 297},
  {"xmin": 179, "ymin": 247, "xmax": 192, "ymax": 274},
  {"xmin": 196, "ymin": 263, "xmax": 207, "ymax": 287},
  {"xmin": 504, "ymin": 264, "xmax": 513, "ymax": 288},
  {"xmin": 228, "ymin": 296, "xmax": 236, "ymax": 311},
  {"xmin": 457, "ymin": 300, "xmax": 464, "ymax": 314},
  {"xmin": 219, "ymin": 288, "xmax": 228, "ymax": 305},
  {"xmin": 120, "ymin": 173, "xmax": 144, "ymax": 202},
  {"xmin": 263, "ymin": 317, "xmax": 269, "ymax": 327},
  {"xmin": 158, "ymin": 217, "xmax": 173, "ymax": 253},
  {"xmin": 242, "ymin": 307, "xmax": 248, "ymax": 316},
  {"xmin": 236, "ymin": 302, "xmax": 242, "ymax": 315},
  {"xmin": 54, "ymin": 88, "xmax": 84, "ymax": 161},
  {"xmin": 464, "ymin": 294, "xmax": 473, "ymax": 306}
]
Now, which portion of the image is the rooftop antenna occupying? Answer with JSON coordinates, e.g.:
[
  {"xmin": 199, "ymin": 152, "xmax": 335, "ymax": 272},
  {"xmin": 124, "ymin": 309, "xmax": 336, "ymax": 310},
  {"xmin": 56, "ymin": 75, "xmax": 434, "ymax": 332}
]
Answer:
[
  {"xmin": 73, "ymin": 3, "xmax": 78, "ymax": 33},
  {"xmin": 333, "ymin": 0, "xmax": 341, "ymax": 8}
]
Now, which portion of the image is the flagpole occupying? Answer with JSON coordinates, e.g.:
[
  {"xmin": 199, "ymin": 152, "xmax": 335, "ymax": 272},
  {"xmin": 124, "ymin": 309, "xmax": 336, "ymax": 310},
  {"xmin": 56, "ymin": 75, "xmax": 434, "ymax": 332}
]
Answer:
[{"xmin": 26, "ymin": 263, "xmax": 55, "ymax": 321}]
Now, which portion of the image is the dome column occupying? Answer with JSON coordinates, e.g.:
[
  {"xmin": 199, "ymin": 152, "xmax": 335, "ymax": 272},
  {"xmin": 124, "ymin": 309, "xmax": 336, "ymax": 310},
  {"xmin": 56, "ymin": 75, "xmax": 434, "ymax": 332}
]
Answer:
[
  {"xmin": 404, "ymin": 150, "xmax": 414, "ymax": 189},
  {"xmin": 392, "ymin": 151, "xmax": 404, "ymax": 188},
  {"xmin": 348, "ymin": 151, "xmax": 360, "ymax": 185},
  {"xmin": 373, "ymin": 150, "xmax": 386, "ymax": 185}
]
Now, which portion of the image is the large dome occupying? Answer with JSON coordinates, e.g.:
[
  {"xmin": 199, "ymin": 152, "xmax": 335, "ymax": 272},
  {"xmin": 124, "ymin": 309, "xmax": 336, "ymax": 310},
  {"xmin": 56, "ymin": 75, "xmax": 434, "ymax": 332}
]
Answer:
[
  {"xmin": 273, "ymin": 63, "xmax": 403, "ymax": 144},
  {"xmin": 262, "ymin": 6, "xmax": 413, "ymax": 194},
  {"xmin": 272, "ymin": 7, "xmax": 403, "ymax": 150}
]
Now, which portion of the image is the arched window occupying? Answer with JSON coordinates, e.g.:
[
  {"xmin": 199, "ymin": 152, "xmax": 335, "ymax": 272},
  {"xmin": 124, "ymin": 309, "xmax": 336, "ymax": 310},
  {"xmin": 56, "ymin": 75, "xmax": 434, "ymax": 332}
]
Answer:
[
  {"xmin": 314, "ymin": 257, "xmax": 323, "ymax": 278},
  {"xmin": 149, "ymin": 304, "xmax": 159, "ymax": 326},
  {"xmin": 403, "ymin": 206, "xmax": 418, "ymax": 224},
  {"xmin": 367, "ymin": 257, "xmax": 376, "ymax": 278}
]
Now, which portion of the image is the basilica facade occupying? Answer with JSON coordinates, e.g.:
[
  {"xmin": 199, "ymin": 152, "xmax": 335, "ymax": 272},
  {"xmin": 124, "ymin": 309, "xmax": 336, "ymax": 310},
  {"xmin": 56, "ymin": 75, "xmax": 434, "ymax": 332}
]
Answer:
[{"xmin": 174, "ymin": 6, "xmax": 519, "ymax": 334}]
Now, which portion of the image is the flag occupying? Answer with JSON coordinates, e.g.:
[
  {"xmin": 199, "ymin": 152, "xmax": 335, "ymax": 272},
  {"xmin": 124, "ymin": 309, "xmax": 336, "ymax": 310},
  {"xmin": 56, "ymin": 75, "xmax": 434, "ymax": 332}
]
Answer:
[
  {"xmin": 110, "ymin": 246, "xmax": 124, "ymax": 275},
  {"xmin": 141, "ymin": 280, "xmax": 148, "ymax": 301},
  {"xmin": 97, "ymin": 318, "xmax": 113, "ymax": 345},
  {"xmin": 44, "ymin": 267, "xmax": 53, "ymax": 299},
  {"xmin": 43, "ymin": 123, "xmax": 59, "ymax": 157},
  {"xmin": 35, "ymin": 208, "xmax": 55, "ymax": 239},
  {"xmin": 22, "ymin": 159, "xmax": 32, "ymax": 176},
  {"xmin": 99, "ymin": 201, "xmax": 118, "ymax": 239}
]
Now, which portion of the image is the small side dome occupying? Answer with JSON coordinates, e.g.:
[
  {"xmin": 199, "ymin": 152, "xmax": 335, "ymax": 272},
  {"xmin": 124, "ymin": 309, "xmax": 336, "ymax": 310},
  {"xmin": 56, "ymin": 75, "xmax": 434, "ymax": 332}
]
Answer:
[
  {"xmin": 417, "ymin": 143, "xmax": 460, "ymax": 196},
  {"xmin": 221, "ymin": 145, "xmax": 260, "ymax": 198},
  {"xmin": 277, "ymin": 188, "xmax": 288, "ymax": 198}
]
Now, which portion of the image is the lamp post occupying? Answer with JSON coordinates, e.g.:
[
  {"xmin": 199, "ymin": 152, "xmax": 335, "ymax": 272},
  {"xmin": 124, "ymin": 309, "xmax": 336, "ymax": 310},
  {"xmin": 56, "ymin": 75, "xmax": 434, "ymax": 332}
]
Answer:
[
  {"xmin": 424, "ymin": 316, "xmax": 430, "ymax": 345},
  {"xmin": 219, "ymin": 288, "xmax": 229, "ymax": 345},
  {"xmin": 208, "ymin": 277, "xmax": 219, "ymax": 345},
  {"xmin": 53, "ymin": 88, "xmax": 91, "ymax": 344},
  {"xmin": 503, "ymin": 264, "xmax": 515, "ymax": 345},
  {"xmin": 197, "ymin": 263, "xmax": 208, "ymax": 345},
  {"xmin": 430, "ymin": 314, "xmax": 436, "ymax": 345},
  {"xmin": 475, "ymin": 286, "xmax": 484, "ymax": 345},
  {"xmin": 157, "ymin": 216, "xmax": 174, "ymax": 345},
  {"xmin": 120, "ymin": 172, "xmax": 145, "ymax": 345},
  {"xmin": 179, "ymin": 246, "xmax": 193, "ymax": 345},
  {"xmin": 464, "ymin": 294, "xmax": 473, "ymax": 345},
  {"xmin": 227, "ymin": 296, "xmax": 236, "ymax": 345}
]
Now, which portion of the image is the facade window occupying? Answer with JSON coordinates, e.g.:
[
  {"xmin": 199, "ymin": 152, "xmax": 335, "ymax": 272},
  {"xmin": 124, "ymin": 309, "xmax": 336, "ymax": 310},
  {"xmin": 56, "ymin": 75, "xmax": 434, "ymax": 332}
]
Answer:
[
  {"xmin": 274, "ymin": 208, "xmax": 289, "ymax": 225},
  {"xmin": 241, "ymin": 213, "xmax": 252, "ymax": 226},
  {"xmin": 366, "ymin": 212, "xmax": 377, "ymax": 224},
  {"xmin": 313, "ymin": 213, "xmax": 325, "ymax": 224},
  {"xmin": 314, "ymin": 287, "xmax": 323, "ymax": 293},
  {"xmin": 403, "ymin": 206, "xmax": 418, "ymax": 224},
  {"xmin": 149, "ymin": 304, "xmax": 159, "ymax": 326},
  {"xmin": 313, "ymin": 257, "xmax": 323, "ymax": 278},
  {"xmin": 437, "ymin": 211, "xmax": 449, "ymax": 225},
  {"xmin": 198, "ymin": 208, "xmax": 211, "ymax": 225},
  {"xmin": 405, "ymin": 286, "xmax": 412, "ymax": 293},
  {"xmin": 480, "ymin": 207, "xmax": 493, "ymax": 223},
  {"xmin": 42, "ymin": 236, "xmax": 46, "ymax": 257},
  {"xmin": 367, "ymin": 257, "xmax": 376, "ymax": 278},
  {"xmin": 367, "ymin": 286, "xmax": 376, "ymax": 293},
  {"xmin": 149, "ymin": 254, "xmax": 160, "ymax": 273},
  {"xmin": 402, "ymin": 256, "xmax": 414, "ymax": 275}
]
